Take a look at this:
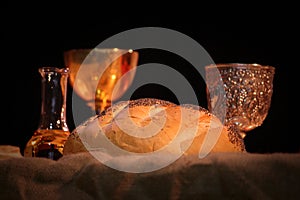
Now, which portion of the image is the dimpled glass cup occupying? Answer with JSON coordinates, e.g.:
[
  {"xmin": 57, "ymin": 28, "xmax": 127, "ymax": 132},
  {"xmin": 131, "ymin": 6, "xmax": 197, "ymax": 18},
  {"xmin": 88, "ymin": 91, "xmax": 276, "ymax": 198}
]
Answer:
[{"xmin": 205, "ymin": 63, "xmax": 275, "ymax": 139}]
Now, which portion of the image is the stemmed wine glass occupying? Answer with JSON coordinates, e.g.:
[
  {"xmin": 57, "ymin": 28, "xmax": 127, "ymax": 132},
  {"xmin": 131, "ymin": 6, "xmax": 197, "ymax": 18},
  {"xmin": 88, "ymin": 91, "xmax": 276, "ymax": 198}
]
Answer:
[
  {"xmin": 64, "ymin": 48, "xmax": 139, "ymax": 115},
  {"xmin": 205, "ymin": 63, "xmax": 275, "ymax": 139}
]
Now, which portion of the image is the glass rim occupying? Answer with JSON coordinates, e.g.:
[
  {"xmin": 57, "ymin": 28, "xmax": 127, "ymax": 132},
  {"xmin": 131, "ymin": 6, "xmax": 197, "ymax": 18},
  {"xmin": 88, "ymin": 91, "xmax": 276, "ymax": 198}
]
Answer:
[
  {"xmin": 205, "ymin": 63, "xmax": 275, "ymax": 71},
  {"xmin": 39, "ymin": 67, "xmax": 69, "ymax": 74},
  {"xmin": 64, "ymin": 48, "xmax": 137, "ymax": 54}
]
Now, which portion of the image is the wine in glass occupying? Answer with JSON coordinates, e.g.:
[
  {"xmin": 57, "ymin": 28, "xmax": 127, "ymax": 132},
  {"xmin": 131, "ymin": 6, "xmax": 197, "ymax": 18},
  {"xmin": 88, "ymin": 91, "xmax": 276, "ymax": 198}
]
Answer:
[
  {"xmin": 205, "ymin": 63, "xmax": 275, "ymax": 139},
  {"xmin": 64, "ymin": 48, "xmax": 139, "ymax": 115}
]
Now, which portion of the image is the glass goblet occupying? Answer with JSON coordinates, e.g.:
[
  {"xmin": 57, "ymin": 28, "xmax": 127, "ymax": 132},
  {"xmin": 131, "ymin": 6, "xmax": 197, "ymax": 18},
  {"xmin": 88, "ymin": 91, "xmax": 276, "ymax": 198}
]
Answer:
[
  {"xmin": 205, "ymin": 63, "xmax": 275, "ymax": 139},
  {"xmin": 64, "ymin": 48, "xmax": 139, "ymax": 115}
]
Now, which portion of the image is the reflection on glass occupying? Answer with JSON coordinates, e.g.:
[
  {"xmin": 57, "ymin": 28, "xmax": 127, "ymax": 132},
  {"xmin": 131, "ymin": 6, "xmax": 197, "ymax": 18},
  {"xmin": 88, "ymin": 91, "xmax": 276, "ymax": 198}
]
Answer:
[{"xmin": 64, "ymin": 48, "xmax": 139, "ymax": 114}]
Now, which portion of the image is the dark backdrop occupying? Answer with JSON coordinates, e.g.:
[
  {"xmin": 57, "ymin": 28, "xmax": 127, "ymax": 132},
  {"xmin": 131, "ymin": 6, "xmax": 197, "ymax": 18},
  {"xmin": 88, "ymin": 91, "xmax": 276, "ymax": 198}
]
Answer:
[{"xmin": 2, "ymin": 5, "xmax": 295, "ymax": 154}]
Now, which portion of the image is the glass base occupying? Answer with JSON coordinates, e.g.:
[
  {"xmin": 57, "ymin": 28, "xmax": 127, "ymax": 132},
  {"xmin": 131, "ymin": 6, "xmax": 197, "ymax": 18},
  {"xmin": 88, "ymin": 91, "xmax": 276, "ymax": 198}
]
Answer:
[
  {"xmin": 24, "ymin": 129, "xmax": 70, "ymax": 160},
  {"xmin": 87, "ymin": 99, "xmax": 112, "ymax": 115}
]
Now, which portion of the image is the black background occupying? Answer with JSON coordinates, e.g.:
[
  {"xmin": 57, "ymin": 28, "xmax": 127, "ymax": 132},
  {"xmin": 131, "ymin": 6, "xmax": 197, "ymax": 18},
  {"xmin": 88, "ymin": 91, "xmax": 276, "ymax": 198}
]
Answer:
[{"xmin": 1, "ymin": 4, "xmax": 296, "ymax": 154}]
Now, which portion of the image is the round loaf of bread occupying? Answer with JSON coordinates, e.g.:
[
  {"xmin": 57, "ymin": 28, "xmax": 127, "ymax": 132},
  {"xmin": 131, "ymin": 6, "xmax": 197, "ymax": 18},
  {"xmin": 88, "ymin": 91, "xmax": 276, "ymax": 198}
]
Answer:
[{"xmin": 63, "ymin": 98, "xmax": 245, "ymax": 156}]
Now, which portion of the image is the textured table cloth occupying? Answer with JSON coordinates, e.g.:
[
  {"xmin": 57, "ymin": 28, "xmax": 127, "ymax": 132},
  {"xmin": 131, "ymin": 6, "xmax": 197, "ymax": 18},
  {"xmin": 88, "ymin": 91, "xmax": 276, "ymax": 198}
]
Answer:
[{"xmin": 1, "ymin": 146, "xmax": 300, "ymax": 200}]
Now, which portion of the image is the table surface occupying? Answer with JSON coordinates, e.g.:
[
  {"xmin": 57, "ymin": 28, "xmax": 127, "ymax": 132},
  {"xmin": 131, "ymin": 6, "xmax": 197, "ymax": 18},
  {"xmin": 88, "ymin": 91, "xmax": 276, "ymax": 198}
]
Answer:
[{"xmin": 1, "ymin": 146, "xmax": 299, "ymax": 200}]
